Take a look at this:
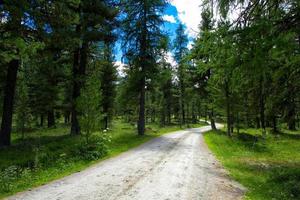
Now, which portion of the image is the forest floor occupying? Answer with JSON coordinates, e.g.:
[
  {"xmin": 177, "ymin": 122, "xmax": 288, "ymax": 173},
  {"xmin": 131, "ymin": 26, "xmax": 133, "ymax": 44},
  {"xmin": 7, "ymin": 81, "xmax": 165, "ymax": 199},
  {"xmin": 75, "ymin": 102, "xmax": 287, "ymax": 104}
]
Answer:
[
  {"xmin": 204, "ymin": 127, "xmax": 300, "ymax": 200},
  {"xmin": 5, "ymin": 124, "xmax": 245, "ymax": 200},
  {"xmin": 0, "ymin": 120, "xmax": 206, "ymax": 199}
]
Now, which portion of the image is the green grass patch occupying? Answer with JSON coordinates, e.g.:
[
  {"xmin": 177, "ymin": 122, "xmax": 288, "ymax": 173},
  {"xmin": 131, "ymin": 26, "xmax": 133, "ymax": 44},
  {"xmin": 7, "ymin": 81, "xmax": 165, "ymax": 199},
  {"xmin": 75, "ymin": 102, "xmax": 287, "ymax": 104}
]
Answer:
[
  {"xmin": 204, "ymin": 128, "xmax": 300, "ymax": 200},
  {"xmin": 0, "ymin": 120, "xmax": 207, "ymax": 198}
]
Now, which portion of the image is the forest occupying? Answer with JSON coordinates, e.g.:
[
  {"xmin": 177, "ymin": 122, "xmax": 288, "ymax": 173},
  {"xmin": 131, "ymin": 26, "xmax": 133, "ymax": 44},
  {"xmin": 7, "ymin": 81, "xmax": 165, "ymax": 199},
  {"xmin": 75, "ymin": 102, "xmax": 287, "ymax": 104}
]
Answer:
[{"xmin": 0, "ymin": 0, "xmax": 299, "ymax": 199}]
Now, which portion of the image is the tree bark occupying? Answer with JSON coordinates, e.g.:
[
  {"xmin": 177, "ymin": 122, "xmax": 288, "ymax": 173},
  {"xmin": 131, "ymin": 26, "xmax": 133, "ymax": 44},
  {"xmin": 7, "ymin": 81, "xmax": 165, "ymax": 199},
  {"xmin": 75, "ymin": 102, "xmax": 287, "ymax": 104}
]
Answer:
[
  {"xmin": 70, "ymin": 45, "xmax": 81, "ymax": 135},
  {"xmin": 47, "ymin": 110, "xmax": 55, "ymax": 128},
  {"xmin": 104, "ymin": 116, "xmax": 108, "ymax": 130},
  {"xmin": 272, "ymin": 116, "xmax": 278, "ymax": 133},
  {"xmin": 286, "ymin": 87, "xmax": 296, "ymax": 130},
  {"xmin": 40, "ymin": 114, "xmax": 44, "ymax": 127},
  {"xmin": 259, "ymin": 78, "xmax": 266, "ymax": 135},
  {"xmin": 210, "ymin": 108, "xmax": 217, "ymax": 131},
  {"xmin": 137, "ymin": 2, "xmax": 148, "ymax": 136},
  {"xmin": 256, "ymin": 116, "xmax": 261, "ymax": 129},
  {"xmin": 0, "ymin": 59, "xmax": 19, "ymax": 147},
  {"xmin": 225, "ymin": 80, "xmax": 231, "ymax": 137},
  {"xmin": 167, "ymin": 103, "xmax": 171, "ymax": 125},
  {"xmin": 236, "ymin": 112, "xmax": 240, "ymax": 134},
  {"xmin": 64, "ymin": 112, "xmax": 70, "ymax": 124},
  {"xmin": 71, "ymin": 39, "xmax": 88, "ymax": 135},
  {"xmin": 103, "ymin": 105, "xmax": 109, "ymax": 130},
  {"xmin": 287, "ymin": 109, "xmax": 296, "ymax": 130},
  {"xmin": 180, "ymin": 83, "xmax": 185, "ymax": 125},
  {"xmin": 138, "ymin": 76, "xmax": 145, "ymax": 135}
]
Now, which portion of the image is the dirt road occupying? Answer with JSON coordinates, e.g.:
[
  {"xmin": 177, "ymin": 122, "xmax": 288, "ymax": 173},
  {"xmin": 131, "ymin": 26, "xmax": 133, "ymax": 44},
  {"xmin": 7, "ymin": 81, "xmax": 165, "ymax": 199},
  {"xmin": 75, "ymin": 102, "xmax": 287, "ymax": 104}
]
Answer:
[{"xmin": 7, "ymin": 125, "xmax": 245, "ymax": 200}]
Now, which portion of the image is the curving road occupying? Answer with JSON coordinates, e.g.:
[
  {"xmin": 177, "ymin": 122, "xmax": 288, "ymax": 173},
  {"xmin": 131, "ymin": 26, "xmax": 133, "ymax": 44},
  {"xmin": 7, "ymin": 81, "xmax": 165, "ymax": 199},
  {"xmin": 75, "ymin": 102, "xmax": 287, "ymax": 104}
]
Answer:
[{"xmin": 7, "ymin": 124, "xmax": 245, "ymax": 200}]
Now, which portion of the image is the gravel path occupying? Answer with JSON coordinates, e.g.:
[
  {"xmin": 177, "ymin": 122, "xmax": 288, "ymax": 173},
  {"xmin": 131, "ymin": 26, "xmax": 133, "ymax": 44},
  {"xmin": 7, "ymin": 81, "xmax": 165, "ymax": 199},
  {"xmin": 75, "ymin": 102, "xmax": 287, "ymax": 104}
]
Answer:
[{"xmin": 7, "ymin": 125, "xmax": 245, "ymax": 200}]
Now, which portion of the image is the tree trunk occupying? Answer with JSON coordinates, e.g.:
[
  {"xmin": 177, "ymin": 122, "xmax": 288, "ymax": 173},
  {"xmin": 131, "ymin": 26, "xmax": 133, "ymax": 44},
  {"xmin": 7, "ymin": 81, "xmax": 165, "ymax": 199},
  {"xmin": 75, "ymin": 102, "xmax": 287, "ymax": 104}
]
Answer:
[
  {"xmin": 40, "ymin": 114, "xmax": 44, "ymax": 127},
  {"xmin": 225, "ymin": 81, "xmax": 231, "ymax": 137},
  {"xmin": 256, "ymin": 116, "xmax": 261, "ymax": 129},
  {"xmin": 236, "ymin": 112, "xmax": 240, "ymax": 134},
  {"xmin": 259, "ymin": 78, "xmax": 266, "ymax": 135},
  {"xmin": 287, "ymin": 95, "xmax": 296, "ymax": 130},
  {"xmin": 151, "ymin": 109, "xmax": 155, "ymax": 123},
  {"xmin": 167, "ymin": 104, "xmax": 171, "ymax": 125},
  {"xmin": 297, "ymin": 114, "xmax": 300, "ymax": 129},
  {"xmin": 192, "ymin": 103, "xmax": 197, "ymax": 123},
  {"xmin": 287, "ymin": 112, "xmax": 296, "ymax": 130},
  {"xmin": 204, "ymin": 105, "xmax": 208, "ymax": 122},
  {"xmin": 180, "ymin": 94, "xmax": 185, "ymax": 126},
  {"xmin": 179, "ymin": 66, "xmax": 185, "ymax": 126},
  {"xmin": 0, "ymin": 59, "xmax": 19, "ymax": 147},
  {"xmin": 71, "ymin": 39, "xmax": 88, "ymax": 135},
  {"xmin": 272, "ymin": 116, "xmax": 278, "ymax": 133},
  {"xmin": 138, "ymin": 76, "xmax": 145, "ymax": 135},
  {"xmin": 210, "ymin": 108, "xmax": 217, "ymax": 131},
  {"xmin": 104, "ymin": 116, "xmax": 108, "ymax": 130},
  {"xmin": 160, "ymin": 106, "xmax": 166, "ymax": 127},
  {"xmin": 47, "ymin": 110, "xmax": 55, "ymax": 128},
  {"xmin": 70, "ymin": 45, "xmax": 81, "ymax": 135},
  {"xmin": 137, "ymin": 3, "xmax": 148, "ymax": 136},
  {"xmin": 64, "ymin": 112, "xmax": 70, "ymax": 124}
]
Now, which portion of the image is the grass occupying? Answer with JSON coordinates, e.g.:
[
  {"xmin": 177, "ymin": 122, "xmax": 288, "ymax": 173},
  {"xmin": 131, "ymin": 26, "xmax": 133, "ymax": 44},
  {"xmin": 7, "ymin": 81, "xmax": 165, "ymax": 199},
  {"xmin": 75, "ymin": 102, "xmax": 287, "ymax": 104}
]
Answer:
[
  {"xmin": 0, "ymin": 120, "xmax": 207, "ymax": 199},
  {"xmin": 204, "ymin": 127, "xmax": 300, "ymax": 200}
]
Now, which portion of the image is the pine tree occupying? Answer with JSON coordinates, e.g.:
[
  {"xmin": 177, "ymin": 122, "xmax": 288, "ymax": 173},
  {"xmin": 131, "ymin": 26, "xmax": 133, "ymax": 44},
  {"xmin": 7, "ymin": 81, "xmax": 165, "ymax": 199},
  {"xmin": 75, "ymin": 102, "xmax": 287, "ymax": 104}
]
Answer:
[
  {"xmin": 174, "ymin": 23, "xmax": 188, "ymax": 126},
  {"xmin": 122, "ymin": 0, "xmax": 167, "ymax": 135},
  {"xmin": 70, "ymin": 0, "xmax": 118, "ymax": 135},
  {"xmin": 0, "ymin": 0, "xmax": 43, "ymax": 146},
  {"xmin": 99, "ymin": 42, "xmax": 117, "ymax": 130},
  {"xmin": 157, "ymin": 37, "xmax": 173, "ymax": 126}
]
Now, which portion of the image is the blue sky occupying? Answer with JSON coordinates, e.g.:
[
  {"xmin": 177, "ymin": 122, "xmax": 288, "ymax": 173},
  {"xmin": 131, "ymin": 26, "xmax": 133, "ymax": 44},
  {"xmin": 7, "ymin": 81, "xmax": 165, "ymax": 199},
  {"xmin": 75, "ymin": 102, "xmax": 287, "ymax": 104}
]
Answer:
[
  {"xmin": 114, "ymin": 4, "xmax": 181, "ymax": 63},
  {"xmin": 115, "ymin": 0, "xmax": 203, "ymax": 65},
  {"xmin": 163, "ymin": 4, "xmax": 180, "ymax": 42}
]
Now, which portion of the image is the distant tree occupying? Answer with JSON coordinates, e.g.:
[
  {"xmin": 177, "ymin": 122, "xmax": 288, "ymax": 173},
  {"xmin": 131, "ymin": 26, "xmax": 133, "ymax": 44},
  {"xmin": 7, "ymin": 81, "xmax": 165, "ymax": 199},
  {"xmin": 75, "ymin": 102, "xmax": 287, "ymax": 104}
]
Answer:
[
  {"xmin": 99, "ymin": 42, "xmax": 118, "ymax": 130},
  {"xmin": 157, "ymin": 37, "xmax": 173, "ymax": 126},
  {"xmin": 174, "ymin": 23, "xmax": 189, "ymax": 126}
]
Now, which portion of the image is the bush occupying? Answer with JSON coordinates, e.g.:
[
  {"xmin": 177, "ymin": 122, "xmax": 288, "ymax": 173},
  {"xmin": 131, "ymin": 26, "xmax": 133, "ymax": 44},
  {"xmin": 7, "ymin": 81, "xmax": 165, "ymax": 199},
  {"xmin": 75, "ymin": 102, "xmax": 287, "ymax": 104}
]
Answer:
[
  {"xmin": 0, "ymin": 166, "xmax": 19, "ymax": 192},
  {"xmin": 73, "ymin": 134, "xmax": 111, "ymax": 161},
  {"xmin": 271, "ymin": 168, "xmax": 300, "ymax": 199},
  {"xmin": 237, "ymin": 132, "xmax": 260, "ymax": 142},
  {"xmin": 77, "ymin": 72, "xmax": 102, "ymax": 144}
]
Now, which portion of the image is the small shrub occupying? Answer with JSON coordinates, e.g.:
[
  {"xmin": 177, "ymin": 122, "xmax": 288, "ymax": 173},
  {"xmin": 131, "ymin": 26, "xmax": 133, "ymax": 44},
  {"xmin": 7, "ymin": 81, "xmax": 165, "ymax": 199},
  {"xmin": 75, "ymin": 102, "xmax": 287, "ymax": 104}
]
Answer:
[
  {"xmin": 271, "ymin": 168, "xmax": 300, "ymax": 199},
  {"xmin": 77, "ymin": 72, "xmax": 102, "ymax": 144},
  {"xmin": 237, "ymin": 132, "xmax": 260, "ymax": 142},
  {"xmin": 0, "ymin": 166, "xmax": 19, "ymax": 192},
  {"xmin": 73, "ymin": 134, "xmax": 111, "ymax": 161},
  {"xmin": 32, "ymin": 146, "xmax": 48, "ymax": 169}
]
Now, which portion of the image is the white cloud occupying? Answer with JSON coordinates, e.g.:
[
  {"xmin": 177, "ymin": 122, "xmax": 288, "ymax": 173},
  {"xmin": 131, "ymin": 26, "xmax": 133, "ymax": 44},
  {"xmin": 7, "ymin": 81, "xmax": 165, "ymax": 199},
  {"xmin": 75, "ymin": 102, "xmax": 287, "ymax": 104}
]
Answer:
[
  {"xmin": 187, "ymin": 41, "xmax": 193, "ymax": 50},
  {"xmin": 170, "ymin": 0, "xmax": 202, "ymax": 38},
  {"xmin": 166, "ymin": 52, "xmax": 177, "ymax": 67},
  {"xmin": 162, "ymin": 15, "xmax": 177, "ymax": 23},
  {"xmin": 114, "ymin": 61, "xmax": 127, "ymax": 77}
]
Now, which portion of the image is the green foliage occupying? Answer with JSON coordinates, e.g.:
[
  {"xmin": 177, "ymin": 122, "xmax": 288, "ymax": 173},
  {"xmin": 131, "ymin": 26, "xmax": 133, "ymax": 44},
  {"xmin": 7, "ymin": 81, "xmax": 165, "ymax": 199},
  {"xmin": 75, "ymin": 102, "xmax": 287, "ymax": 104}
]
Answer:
[
  {"xmin": 190, "ymin": 0, "xmax": 300, "ymax": 134},
  {"xmin": 0, "ymin": 0, "xmax": 299, "ymax": 198},
  {"xmin": 98, "ymin": 43, "xmax": 118, "ymax": 129},
  {"xmin": 15, "ymin": 71, "xmax": 32, "ymax": 136},
  {"xmin": 75, "ymin": 133, "xmax": 111, "ymax": 161},
  {"xmin": 0, "ymin": 165, "xmax": 19, "ymax": 192},
  {"xmin": 204, "ymin": 129, "xmax": 300, "ymax": 200},
  {"xmin": 77, "ymin": 73, "xmax": 102, "ymax": 143}
]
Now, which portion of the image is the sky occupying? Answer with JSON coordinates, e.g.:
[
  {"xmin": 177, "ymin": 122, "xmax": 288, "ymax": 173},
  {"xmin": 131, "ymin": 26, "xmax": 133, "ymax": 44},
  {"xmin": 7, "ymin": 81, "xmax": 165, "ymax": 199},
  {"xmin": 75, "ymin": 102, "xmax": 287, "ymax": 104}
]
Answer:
[{"xmin": 115, "ymin": 0, "xmax": 203, "ymax": 70}]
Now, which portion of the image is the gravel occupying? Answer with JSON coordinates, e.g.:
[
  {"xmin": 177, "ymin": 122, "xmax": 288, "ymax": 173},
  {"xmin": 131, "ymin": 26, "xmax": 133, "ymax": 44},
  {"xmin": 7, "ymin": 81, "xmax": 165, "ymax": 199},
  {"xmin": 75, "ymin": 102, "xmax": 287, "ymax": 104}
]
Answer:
[{"xmin": 7, "ymin": 124, "xmax": 245, "ymax": 200}]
